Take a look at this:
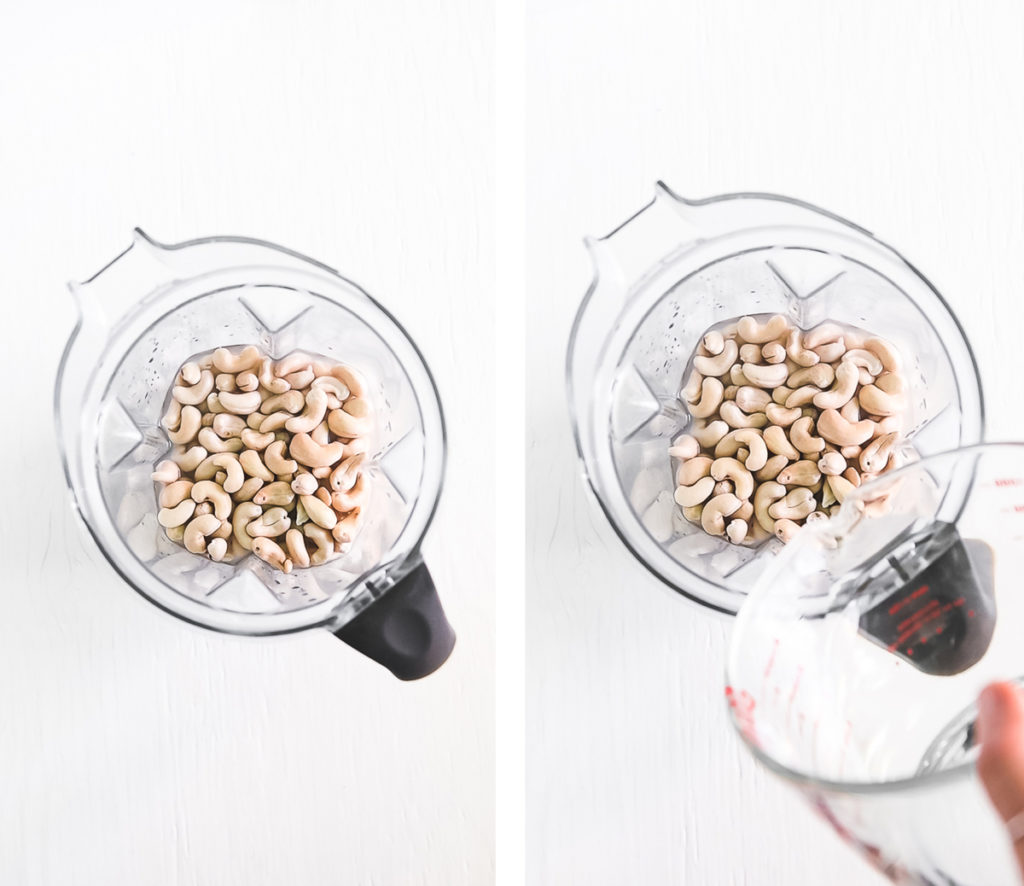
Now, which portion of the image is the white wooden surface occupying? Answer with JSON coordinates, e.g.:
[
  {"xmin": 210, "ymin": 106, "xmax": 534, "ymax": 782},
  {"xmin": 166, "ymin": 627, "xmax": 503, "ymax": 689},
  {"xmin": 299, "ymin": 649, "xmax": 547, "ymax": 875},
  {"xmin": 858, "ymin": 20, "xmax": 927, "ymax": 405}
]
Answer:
[
  {"xmin": 526, "ymin": 2, "xmax": 1024, "ymax": 883},
  {"xmin": 0, "ymin": 3, "xmax": 493, "ymax": 885}
]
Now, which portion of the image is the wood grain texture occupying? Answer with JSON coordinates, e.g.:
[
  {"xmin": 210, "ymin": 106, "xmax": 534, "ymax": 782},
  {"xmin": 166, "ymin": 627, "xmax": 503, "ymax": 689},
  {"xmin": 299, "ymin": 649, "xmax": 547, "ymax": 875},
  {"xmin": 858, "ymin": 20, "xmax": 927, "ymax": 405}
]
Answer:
[
  {"xmin": 0, "ymin": 2, "xmax": 493, "ymax": 884},
  {"xmin": 526, "ymin": 1, "xmax": 1024, "ymax": 883}
]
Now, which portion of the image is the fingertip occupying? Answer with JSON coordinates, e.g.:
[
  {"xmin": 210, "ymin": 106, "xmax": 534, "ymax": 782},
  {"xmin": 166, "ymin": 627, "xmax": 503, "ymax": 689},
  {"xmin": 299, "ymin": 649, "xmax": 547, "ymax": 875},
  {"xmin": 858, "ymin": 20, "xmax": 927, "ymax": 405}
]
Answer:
[{"xmin": 978, "ymin": 682, "xmax": 1024, "ymax": 746}]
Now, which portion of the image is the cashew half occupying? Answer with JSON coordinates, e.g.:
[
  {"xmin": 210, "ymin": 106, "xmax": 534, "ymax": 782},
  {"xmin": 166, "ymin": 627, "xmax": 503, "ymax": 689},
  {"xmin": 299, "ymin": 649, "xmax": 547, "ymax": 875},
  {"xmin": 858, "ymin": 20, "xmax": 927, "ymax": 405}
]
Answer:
[
  {"xmin": 701, "ymin": 493, "xmax": 742, "ymax": 536},
  {"xmin": 726, "ymin": 519, "xmax": 748, "ymax": 545},
  {"xmin": 167, "ymin": 405, "xmax": 202, "ymax": 445},
  {"xmin": 813, "ymin": 361, "xmax": 859, "ymax": 410},
  {"xmin": 300, "ymin": 494, "xmax": 339, "ymax": 530},
  {"xmin": 742, "ymin": 362, "xmax": 789, "ymax": 388},
  {"xmin": 191, "ymin": 480, "xmax": 233, "ymax": 520},
  {"xmin": 790, "ymin": 416, "xmax": 826, "ymax": 454},
  {"xmin": 774, "ymin": 519, "xmax": 801, "ymax": 543},
  {"xmin": 172, "ymin": 369, "xmax": 215, "ymax": 406},
  {"xmin": 711, "ymin": 458, "xmax": 754, "ymax": 500},
  {"xmin": 251, "ymin": 537, "xmax": 292, "ymax": 573},
  {"xmin": 818, "ymin": 451, "xmax": 847, "ymax": 476},
  {"xmin": 719, "ymin": 401, "xmax": 768, "ymax": 429},
  {"xmin": 817, "ymin": 409, "xmax": 875, "ymax": 447},
  {"xmin": 738, "ymin": 314, "xmax": 789, "ymax": 344},
  {"xmin": 694, "ymin": 339, "xmax": 739, "ymax": 377},
  {"xmin": 183, "ymin": 514, "xmax": 224, "ymax": 554}
]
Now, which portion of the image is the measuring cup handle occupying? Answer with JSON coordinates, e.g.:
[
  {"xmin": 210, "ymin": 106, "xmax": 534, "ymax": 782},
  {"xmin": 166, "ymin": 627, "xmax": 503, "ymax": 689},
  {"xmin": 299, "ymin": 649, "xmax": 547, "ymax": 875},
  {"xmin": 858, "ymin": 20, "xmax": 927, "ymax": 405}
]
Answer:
[{"xmin": 333, "ymin": 561, "xmax": 455, "ymax": 680}]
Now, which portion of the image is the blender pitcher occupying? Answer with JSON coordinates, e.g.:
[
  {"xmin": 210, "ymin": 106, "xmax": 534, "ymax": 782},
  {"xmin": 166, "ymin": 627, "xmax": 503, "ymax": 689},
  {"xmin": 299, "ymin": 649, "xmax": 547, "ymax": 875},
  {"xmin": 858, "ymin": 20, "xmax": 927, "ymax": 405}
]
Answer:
[
  {"xmin": 55, "ymin": 230, "xmax": 453, "ymax": 680},
  {"xmin": 567, "ymin": 185, "xmax": 984, "ymax": 613},
  {"xmin": 725, "ymin": 443, "xmax": 1024, "ymax": 884}
]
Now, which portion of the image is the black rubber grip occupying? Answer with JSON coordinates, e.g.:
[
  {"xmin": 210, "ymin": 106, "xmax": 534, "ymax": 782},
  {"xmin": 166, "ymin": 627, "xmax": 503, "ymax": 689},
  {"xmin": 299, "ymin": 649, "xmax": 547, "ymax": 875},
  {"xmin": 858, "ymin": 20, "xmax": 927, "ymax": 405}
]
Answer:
[{"xmin": 333, "ymin": 561, "xmax": 455, "ymax": 680}]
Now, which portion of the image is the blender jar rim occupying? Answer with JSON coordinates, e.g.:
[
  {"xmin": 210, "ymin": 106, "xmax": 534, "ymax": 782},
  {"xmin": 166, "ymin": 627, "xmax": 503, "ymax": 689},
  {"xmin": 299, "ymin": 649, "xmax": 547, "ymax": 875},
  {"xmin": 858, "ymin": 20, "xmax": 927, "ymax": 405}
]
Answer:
[
  {"xmin": 566, "ymin": 187, "xmax": 985, "ymax": 613},
  {"xmin": 55, "ymin": 229, "xmax": 447, "ymax": 636}
]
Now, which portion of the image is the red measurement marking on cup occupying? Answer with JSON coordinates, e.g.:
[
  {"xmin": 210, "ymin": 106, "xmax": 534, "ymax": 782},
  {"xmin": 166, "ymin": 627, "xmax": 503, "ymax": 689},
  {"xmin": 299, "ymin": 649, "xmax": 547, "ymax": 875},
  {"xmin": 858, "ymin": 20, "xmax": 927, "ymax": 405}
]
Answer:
[
  {"xmin": 837, "ymin": 720, "xmax": 853, "ymax": 776},
  {"xmin": 993, "ymin": 477, "xmax": 1024, "ymax": 487},
  {"xmin": 786, "ymin": 666, "xmax": 803, "ymax": 725},
  {"xmin": 762, "ymin": 638, "xmax": 780, "ymax": 681},
  {"xmin": 724, "ymin": 685, "xmax": 758, "ymax": 746}
]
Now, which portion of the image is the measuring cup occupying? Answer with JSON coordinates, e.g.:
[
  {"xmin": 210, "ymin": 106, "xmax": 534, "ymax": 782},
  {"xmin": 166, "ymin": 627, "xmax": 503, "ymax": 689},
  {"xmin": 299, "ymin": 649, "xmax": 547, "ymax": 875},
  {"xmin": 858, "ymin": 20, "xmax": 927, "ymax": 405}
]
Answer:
[
  {"xmin": 567, "ymin": 186, "xmax": 984, "ymax": 613},
  {"xmin": 726, "ymin": 443, "xmax": 1024, "ymax": 884},
  {"xmin": 56, "ymin": 230, "xmax": 453, "ymax": 679}
]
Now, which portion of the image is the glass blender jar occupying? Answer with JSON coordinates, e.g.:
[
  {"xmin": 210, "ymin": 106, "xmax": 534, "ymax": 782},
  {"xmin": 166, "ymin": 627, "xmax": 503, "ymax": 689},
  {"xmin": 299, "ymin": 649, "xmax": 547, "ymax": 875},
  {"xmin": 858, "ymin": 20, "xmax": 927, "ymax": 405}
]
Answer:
[
  {"xmin": 567, "ymin": 185, "xmax": 984, "ymax": 613},
  {"xmin": 56, "ymin": 230, "xmax": 453, "ymax": 680},
  {"xmin": 726, "ymin": 444, "xmax": 1024, "ymax": 884}
]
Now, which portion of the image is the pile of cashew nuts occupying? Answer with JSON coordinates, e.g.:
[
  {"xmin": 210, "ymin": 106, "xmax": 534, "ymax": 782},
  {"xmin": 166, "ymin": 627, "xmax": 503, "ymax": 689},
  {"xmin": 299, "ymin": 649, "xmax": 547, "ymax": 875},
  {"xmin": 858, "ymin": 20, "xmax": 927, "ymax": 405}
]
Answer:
[
  {"xmin": 151, "ymin": 345, "xmax": 373, "ymax": 572},
  {"xmin": 670, "ymin": 315, "xmax": 908, "ymax": 546}
]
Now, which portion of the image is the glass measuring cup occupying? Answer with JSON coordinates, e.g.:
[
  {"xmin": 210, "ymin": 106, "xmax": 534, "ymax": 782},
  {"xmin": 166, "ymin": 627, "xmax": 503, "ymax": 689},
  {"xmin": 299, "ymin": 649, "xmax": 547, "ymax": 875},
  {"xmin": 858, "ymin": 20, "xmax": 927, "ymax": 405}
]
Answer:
[
  {"xmin": 567, "ymin": 186, "xmax": 984, "ymax": 613},
  {"xmin": 55, "ymin": 230, "xmax": 453, "ymax": 679},
  {"xmin": 726, "ymin": 443, "xmax": 1024, "ymax": 884}
]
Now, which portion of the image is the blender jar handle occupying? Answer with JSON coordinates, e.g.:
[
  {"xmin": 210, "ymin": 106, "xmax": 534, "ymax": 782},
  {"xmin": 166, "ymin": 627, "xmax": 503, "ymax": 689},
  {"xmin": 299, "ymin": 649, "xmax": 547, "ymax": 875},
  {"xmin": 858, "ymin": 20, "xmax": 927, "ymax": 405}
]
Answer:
[{"xmin": 333, "ymin": 561, "xmax": 456, "ymax": 680}]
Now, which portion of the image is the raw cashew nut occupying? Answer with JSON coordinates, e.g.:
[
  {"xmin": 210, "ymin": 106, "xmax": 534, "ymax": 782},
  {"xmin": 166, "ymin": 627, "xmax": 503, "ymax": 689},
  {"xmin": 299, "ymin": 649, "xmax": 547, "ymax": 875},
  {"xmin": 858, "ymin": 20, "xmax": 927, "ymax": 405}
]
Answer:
[
  {"xmin": 818, "ymin": 451, "xmax": 847, "ymax": 476},
  {"xmin": 191, "ymin": 480, "xmax": 233, "ymax": 520},
  {"xmin": 826, "ymin": 475, "xmax": 856, "ymax": 503},
  {"xmin": 681, "ymin": 369, "xmax": 704, "ymax": 403},
  {"xmin": 214, "ymin": 373, "xmax": 237, "ymax": 393},
  {"xmin": 764, "ymin": 426, "xmax": 800, "ymax": 460},
  {"xmin": 159, "ymin": 480, "xmax": 194, "ymax": 508},
  {"xmin": 777, "ymin": 460, "xmax": 822, "ymax": 487},
  {"xmin": 676, "ymin": 456, "xmax": 713, "ymax": 487},
  {"xmin": 729, "ymin": 365, "xmax": 751, "ymax": 387},
  {"xmin": 864, "ymin": 337, "xmax": 902, "ymax": 372},
  {"xmin": 171, "ymin": 444, "xmax": 208, "ymax": 472},
  {"xmin": 860, "ymin": 432, "xmax": 900, "ymax": 473},
  {"xmin": 311, "ymin": 376, "xmax": 350, "ymax": 401},
  {"xmin": 674, "ymin": 476, "xmax": 716, "ymax": 507},
  {"xmin": 213, "ymin": 346, "xmax": 262, "ymax": 374},
  {"xmin": 785, "ymin": 386, "xmax": 819, "ymax": 408},
  {"xmin": 726, "ymin": 519, "xmax": 748, "ymax": 545},
  {"xmin": 239, "ymin": 449, "xmax": 275, "ymax": 482},
  {"xmin": 839, "ymin": 398, "xmax": 861, "ymax": 423},
  {"xmin": 240, "ymin": 428, "xmax": 275, "ymax": 450},
  {"xmin": 197, "ymin": 427, "xmax": 244, "ymax": 454},
  {"xmin": 774, "ymin": 519, "xmax": 801, "ymax": 543},
  {"xmin": 236, "ymin": 371, "xmax": 259, "ymax": 392},
  {"xmin": 737, "ymin": 314, "xmax": 789, "ymax": 344},
  {"xmin": 765, "ymin": 403, "xmax": 801, "ymax": 426},
  {"xmin": 735, "ymin": 386, "xmax": 772, "ymax": 413},
  {"xmin": 258, "ymin": 357, "xmax": 290, "ymax": 395},
  {"xmin": 151, "ymin": 460, "xmax": 181, "ymax": 484},
  {"xmin": 755, "ymin": 455, "xmax": 788, "ymax": 482},
  {"xmin": 753, "ymin": 482, "xmax": 787, "ymax": 532},
  {"xmin": 790, "ymin": 416, "xmax": 826, "ymax": 454},
  {"xmin": 184, "ymin": 514, "xmax": 223, "ymax": 554},
  {"xmin": 253, "ymin": 481, "xmax": 296, "ymax": 507},
  {"xmin": 761, "ymin": 342, "xmax": 786, "ymax": 364},
  {"xmin": 788, "ymin": 364, "xmax": 834, "ymax": 389},
  {"xmin": 284, "ymin": 388, "xmax": 329, "ymax": 434},
  {"xmin": 813, "ymin": 340, "xmax": 846, "ymax": 363},
  {"xmin": 858, "ymin": 384, "xmax": 906, "ymax": 417},
  {"xmin": 711, "ymin": 458, "xmax": 754, "ymax": 500},
  {"xmin": 290, "ymin": 433, "xmax": 345, "ymax": 468},
  {"xmin": 812, "ymin": 362, "xmax": 859, "ymax": 410},
  {"xmin": 715, "ymin": 429, "xmax": 768, "ymax": 472},
  {"xmin": 786, "ymin": 330, "xmax": 819, "ymax": 368},
  {"xmin": 772, "ymin": 385, "xmax": 794, "ymax": 405},
  {"xmin": 291, "ymin": 473, "xmax": 320, "ymax": 496},
  {"xmin": 701, "ymin": 493, "xmax": 742, "ymax": 536},
  {"xmin": 217, "ymin": 390, "xmax": 263, "ymax": 415},
  {"xmin": 264, "ymin": 439, "xmax": 298, "ymax": 476},
  {"xmin": 875, "ymin": 372, "xmax": 906, "ymax": 395},
  {"xmin": 843, "ymin": 349, "xmax": 883, "ymax": 376},
  {"xmin": 303, "ymin": 523, "xmax": 336, "ymax": 565},
  {"xmin": 207, "ymin": 538, "xmax": 228, "ymax": 562},
  {"xmin": 195, "ymin": 453, "xmax": 244, "ymax": 493},
  {"xmin": 232, "ymin": 477, "xmax": 264, "ymax": 502},
  {"xmin": 702, "ymin": 331, "xmax": 725, "ymax": 355},
  {"xmin": 261, "ymin": 390, "xmax": 306, "ymax": 415},
  {"xmin": 719, "ymin": 401, "xmax": 768, "ymax": 429},
  {"xmin": 300, "ymin": 494, "xmax": 339, "ymax": 530},
  {"xmin": 684, "ymin": 377, "xmax": 724, "ymax": 419},
  {"xmin": 251, "ymin": 537, "xmax": 292, "ymax": 573},
  {"xmin": 158, "ymin": 499, "xmax": 197, "ymax": 528},
  {"xmin": 172, "ymin": 369, "xmax": 215, "ymax": 406},
  {"xmin": 668, "ymin": 435, "xmax": 700, "ymax": 460},
  {"xmin": 738, "ymin": 343, "xmax": 762, "ymax": 365},
  {"xmin": 167, "ymin": 405, "xmax": 202, "ymax": 445},
  {"xmin": 768, "ymin": 488, "xmax": 816, "ymax": 520},
  {"xmin": 817, "ymin": 409, "xmax": 875, "ymax": 447},
  {"xmin": 232, "ymin": 501, "xmax": 263, "ymax": 551},
  {"xmin": 285, "ymin": 528, "xmax": 310, "ymax": 569},
  {"xmin": 247, "ymin": 507, "xmax": 291, "ymax": 538},
  {"xmin": 741, "ymin": 362, "xmax": 789, "ymax": 388},
  {"xmin": 212, "ymin": 414, "xmax": 246, "ymax": 438},
  {"xmin": 329, "ymin": 454, "xmax": 366, "ymax": 493},
  {"xmin": 694, "ymin": 339, "xmax": 739, "ymax": 377},
  {"xmin": 803, "ymin": 323, "xmax": 844, "ymax": 349},
  {"xmin": 691, "ymin": 420, "xmax": 729, "ymax": 448}
]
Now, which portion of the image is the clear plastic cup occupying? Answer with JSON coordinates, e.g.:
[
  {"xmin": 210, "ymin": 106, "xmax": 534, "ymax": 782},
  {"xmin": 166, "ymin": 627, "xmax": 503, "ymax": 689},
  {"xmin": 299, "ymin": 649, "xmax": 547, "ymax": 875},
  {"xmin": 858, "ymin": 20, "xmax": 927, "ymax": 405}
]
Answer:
[
  {"xmin": 567, "ymin": 186, "xmax": 983, "ymax": 612},
  {"xmin": 726, "ymin": 443, "xmax": 1024, "ymax": 883}
]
